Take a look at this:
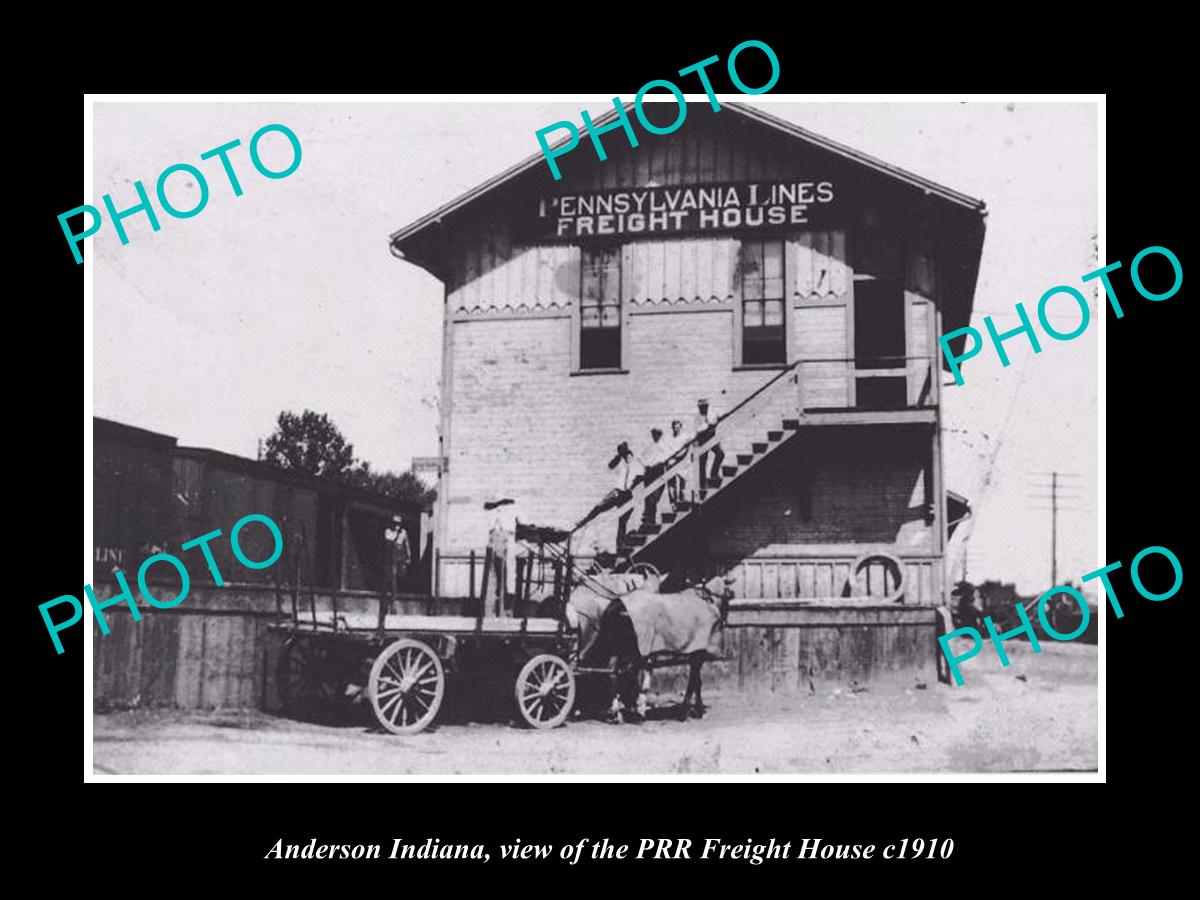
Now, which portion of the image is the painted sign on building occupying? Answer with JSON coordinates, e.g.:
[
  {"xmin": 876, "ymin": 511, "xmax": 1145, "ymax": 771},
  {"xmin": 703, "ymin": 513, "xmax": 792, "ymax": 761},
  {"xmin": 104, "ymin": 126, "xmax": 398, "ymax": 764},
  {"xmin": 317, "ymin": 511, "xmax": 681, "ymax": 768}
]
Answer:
[{"xmin": 536, "ymin": 180, "xmax": 836, "ymax": 239}]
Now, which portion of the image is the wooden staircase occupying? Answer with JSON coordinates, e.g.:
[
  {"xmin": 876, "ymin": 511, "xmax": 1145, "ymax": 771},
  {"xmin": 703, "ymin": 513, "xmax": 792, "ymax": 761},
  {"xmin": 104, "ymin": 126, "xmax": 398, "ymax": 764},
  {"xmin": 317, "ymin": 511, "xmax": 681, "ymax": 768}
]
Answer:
[
  {"xmin": 614, "ymin": 417, "xmax": 802, "ymax": 564},
  {"xmin": 570, "ymin": 363, "xmax": 808, "ymax": 568}
]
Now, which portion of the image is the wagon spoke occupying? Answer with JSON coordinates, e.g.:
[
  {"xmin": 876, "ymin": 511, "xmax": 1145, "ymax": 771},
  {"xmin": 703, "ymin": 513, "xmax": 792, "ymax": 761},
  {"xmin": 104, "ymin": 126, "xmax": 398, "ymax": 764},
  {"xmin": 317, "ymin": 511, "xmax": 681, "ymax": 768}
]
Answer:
[
  {"xmin": 375, "ymin": 683, "xmax": 404, "ymax": 701},
  {"xmin": 380, "ymin": 690, "xmax": 405, "ymax": 723},
  {"xmin": 409, "ymin": 659, "xmax": 434, "ymax": 682},
  {"xmin": 396, "ymin": 648, "xmax": 415, "ymax": 678}
]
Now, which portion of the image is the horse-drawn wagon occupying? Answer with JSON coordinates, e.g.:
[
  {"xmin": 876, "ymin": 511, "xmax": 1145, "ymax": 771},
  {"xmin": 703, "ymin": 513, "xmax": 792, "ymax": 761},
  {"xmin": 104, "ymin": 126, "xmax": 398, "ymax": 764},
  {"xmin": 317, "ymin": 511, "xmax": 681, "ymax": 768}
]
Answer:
[{"xmin": 271, "ymin": 536, "xmax": 730, "ymax": 735}]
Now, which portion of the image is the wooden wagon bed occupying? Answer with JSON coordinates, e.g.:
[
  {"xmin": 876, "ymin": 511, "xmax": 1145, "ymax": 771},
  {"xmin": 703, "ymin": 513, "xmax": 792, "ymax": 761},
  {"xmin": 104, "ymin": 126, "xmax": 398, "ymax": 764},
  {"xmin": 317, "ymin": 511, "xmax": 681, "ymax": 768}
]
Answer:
[{"xmin": 273, "ymin": 613, "xmax": 564, "ymax": 635}]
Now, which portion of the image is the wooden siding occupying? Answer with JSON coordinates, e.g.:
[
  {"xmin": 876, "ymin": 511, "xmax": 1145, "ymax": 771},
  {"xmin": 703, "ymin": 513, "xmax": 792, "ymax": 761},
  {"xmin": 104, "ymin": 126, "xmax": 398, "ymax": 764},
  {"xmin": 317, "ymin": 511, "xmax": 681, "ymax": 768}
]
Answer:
[
  {"xmin": 450, "ymin": 230, "xmax": 854, "ymax": 315},
  {"xmin": 699, "ymin": 613, "xmax": 939, "ymax": 693},
  {"xmin": 622, "ymin": 238, "xmax": 739, "ymax": 306},
  {"xmin": 449, "ymin": 242, "xmax": 579, "ymax": 314},
  {"xmin": 795, "ymin": 304, "xmax": 849, "ymax": 407},
  {"xmin": 722, "ymin": 556, "xmax": 939, "ymax": 604},
  {"xmin": 788, "ymin": 231, "xmax": 850, "ymax": 301}
]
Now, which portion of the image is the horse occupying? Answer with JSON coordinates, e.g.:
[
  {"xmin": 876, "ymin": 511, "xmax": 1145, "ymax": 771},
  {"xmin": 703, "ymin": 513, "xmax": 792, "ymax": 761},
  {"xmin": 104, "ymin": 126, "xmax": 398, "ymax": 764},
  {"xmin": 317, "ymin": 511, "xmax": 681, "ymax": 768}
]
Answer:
[{"xmin": 566, "ymin": 572, "xmax": 734, "ymax": 722}]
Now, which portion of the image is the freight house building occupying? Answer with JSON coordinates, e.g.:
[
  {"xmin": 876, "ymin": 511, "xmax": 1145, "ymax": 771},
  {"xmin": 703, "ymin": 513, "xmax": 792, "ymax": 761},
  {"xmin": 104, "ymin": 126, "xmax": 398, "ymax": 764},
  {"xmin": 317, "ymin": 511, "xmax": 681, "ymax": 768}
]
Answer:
[{"xmin": 389, "ymin": 103, "xmax": 985, "ymax": 687}]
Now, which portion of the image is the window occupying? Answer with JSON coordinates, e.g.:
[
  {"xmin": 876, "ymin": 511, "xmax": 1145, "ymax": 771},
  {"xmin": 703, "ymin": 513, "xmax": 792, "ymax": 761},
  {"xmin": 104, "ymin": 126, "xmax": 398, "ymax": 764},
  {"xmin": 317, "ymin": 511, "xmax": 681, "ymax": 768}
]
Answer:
[
  {"xmin": 739, "ymin": 240, "xmax": 786, "ymax": 365},
  {"xmin": 579, "ymin": 246, "xmax": 622, "ymax": 370},
  {"xmin": 853, "ymin": 277, "xmax": 908, "ymax": 409}
]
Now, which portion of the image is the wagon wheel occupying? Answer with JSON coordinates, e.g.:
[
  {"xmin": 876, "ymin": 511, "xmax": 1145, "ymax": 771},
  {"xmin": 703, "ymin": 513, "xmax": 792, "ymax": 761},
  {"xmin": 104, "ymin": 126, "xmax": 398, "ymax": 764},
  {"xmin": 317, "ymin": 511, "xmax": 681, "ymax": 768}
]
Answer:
[
  {"xmin": 369, "ymin": 638, "xmax": 445, "ymax": 735},
  {"xmin": 514, "ymin": 654, "xmax": 576, "ymax": 729},
  {"xmin": 279, "ymin": 636, "xmax": 341, "ymax": 714}
]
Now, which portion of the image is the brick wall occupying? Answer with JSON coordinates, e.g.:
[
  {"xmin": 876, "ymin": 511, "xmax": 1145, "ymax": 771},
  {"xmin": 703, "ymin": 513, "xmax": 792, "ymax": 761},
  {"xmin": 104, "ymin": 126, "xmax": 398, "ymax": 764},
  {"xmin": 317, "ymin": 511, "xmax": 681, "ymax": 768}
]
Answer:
[
  {"xmin": 704, "ymin": 426, "xmax": 934, "ymax": 557},
  {"xmin": 444, "ymin": 309, "xmax": 782, "ymax": 556}
]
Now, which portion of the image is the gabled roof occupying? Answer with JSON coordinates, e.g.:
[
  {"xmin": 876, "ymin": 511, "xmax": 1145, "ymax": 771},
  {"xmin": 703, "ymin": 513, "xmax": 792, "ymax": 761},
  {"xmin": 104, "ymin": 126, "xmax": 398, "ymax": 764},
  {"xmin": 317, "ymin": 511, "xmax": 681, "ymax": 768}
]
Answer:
[{"xmin": 388, "ymin": 101, "xmax": 987, "ymax": 255}]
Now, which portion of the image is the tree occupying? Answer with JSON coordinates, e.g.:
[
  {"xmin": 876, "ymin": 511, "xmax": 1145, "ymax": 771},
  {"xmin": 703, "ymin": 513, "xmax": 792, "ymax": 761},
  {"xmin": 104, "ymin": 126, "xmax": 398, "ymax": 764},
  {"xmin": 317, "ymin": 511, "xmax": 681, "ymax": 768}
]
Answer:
[
  {"xmin": 262, "ymin": 410, "xmax": 356, "ymax": 480},
  {"xmin": 262, "ymin": 410, "xmax": 437, "ymax": 507},
  {"xmin": 350, "ymin": 462, "xmax": 437, "ymax": 508}
]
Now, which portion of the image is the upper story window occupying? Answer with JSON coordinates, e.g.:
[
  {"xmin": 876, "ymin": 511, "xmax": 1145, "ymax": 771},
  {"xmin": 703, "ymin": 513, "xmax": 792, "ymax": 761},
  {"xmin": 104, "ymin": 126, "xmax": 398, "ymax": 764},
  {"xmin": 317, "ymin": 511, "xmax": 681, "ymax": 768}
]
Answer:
[
  {"xmin": 579, "ymin": 246, "xmax": 622, "ymax": 370},
  {"xmin": 739, "ymin": 239, "xmax": 786, "ymax": 366}
]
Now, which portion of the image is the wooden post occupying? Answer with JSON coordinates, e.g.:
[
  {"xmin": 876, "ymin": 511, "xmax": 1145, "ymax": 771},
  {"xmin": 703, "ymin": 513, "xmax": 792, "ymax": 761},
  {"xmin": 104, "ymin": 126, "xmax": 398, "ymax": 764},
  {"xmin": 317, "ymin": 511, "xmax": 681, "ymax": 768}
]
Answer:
[
  {"xmin": 479, "ymin": 547, "xmax": 492, "ymax": 619},
  {"xmin": 290, "ymin": 544, "xmax": 299, "ymax": 626},
  {"xmin": 432, "ymin": 547, "xmax": 441, "ymax": 608},
  {"xmin": 468, "ymin": 550, "xmax": 476, "ymax": 602},
  {"xmin": 378, "ymin": 541, "xmax": 393, "ymax": 636},
  {"xmin": 563, "ymin": 550, "xmax": 574, "ymax": 625},
  {"xmin": 496, "ymin": 554, "xmax": 506, "ymax": 618},
  {"xmin": 297, "ymin": 526, "xmax": 317, "ymax": 627},
  {"xmin": 537, "ymin": 542, "xmax": 545, "ymax": 593}
]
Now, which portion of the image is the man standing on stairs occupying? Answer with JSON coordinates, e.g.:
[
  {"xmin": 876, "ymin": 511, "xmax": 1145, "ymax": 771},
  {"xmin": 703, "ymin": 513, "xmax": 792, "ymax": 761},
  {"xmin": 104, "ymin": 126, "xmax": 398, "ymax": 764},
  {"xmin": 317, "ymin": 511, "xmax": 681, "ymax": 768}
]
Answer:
[
  {"xmin": 575, "ymin": 442, "xmax": 643, "ymax": 549},
  {"xmin": 693, "ymin": 398, "xmax": 725, "ymax": 489},
  {"xmin": 666, "ymin": 419, "xmax": 690, "ymax": 507},
  {"xmin": 641, "ymin": 427, "xmax": 668, "ymax": 527}
]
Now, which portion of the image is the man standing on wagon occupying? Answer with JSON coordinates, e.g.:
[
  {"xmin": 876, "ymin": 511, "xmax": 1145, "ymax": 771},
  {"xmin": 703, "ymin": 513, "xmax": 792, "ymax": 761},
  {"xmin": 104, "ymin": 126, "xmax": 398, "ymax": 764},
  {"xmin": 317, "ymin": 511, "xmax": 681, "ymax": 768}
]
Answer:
[{"xmin": 483, "ymin": 496, "xmax": 520, "ymax": 617}]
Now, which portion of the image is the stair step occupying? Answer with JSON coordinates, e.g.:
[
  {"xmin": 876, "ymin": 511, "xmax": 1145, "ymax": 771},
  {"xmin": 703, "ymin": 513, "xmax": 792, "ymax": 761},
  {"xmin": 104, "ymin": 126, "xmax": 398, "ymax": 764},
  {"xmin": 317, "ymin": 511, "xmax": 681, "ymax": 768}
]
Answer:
[
  {"xmin": 659, "ymin": 512, "xmax": 677, "ymax": 524},
  {"xmin": 736, "ymin": 453, "xmax": 754, "ymax": 465},
  {"xmin": 620, "ymin": 535, "xmax": 647, "ymax": 548},
  {"xmin": 675, "ymin": 501, "xmax": 693, "ymax": 512},
  {"xmin": 767, "ymin": 430, "xmax": 784, "ymax": 441},
  {"xmin": 751, "ymin": 442, "xmax": 768, "ymax": 453},
  {"xmin": 639, "ymin": 523, "xmax": 662, "ymax": 535},
  {"xmin": 782, "ymin": 418, "xmax": 800, "ymax": 430}
]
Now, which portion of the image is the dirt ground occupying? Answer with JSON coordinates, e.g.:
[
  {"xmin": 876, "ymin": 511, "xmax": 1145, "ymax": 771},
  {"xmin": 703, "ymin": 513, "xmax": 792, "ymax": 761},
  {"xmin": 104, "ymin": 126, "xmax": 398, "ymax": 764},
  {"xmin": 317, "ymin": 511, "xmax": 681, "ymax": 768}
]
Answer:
[{"xmin": 93, "ymin": 640, "xmax": 1097, "ymax": 775}]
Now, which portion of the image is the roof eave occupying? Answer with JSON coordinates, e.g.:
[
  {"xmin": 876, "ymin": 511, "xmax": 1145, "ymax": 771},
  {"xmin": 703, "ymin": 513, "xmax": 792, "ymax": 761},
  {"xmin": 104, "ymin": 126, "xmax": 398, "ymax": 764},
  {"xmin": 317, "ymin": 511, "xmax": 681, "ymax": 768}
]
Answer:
[{"xmin": 388, "ymin": 101, "xmax": 988, "ymax": 256}]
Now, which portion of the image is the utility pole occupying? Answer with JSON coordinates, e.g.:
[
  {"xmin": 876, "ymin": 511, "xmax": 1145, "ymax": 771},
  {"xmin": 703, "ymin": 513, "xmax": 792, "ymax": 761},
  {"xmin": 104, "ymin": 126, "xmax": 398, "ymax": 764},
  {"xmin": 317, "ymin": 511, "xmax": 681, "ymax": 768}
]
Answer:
[
  {"xmin": 1051, "ymin": 471, "xmax": 1057, "ymax": 586},
  {"xmin": 1028, "ymin": 471, "xmax": 1082, "ymax": 586}
]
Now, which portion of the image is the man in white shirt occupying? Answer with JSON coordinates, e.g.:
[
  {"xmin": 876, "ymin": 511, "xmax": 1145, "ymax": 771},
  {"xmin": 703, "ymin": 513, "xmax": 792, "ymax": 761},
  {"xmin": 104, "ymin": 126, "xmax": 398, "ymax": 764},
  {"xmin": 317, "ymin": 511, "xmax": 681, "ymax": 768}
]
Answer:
[
  {"xmin": 384, "ymin": 514, "xmax": 411, "ymax": 601},
  {"xmin": 693, "ymin": 398, "xmax": 725, "ymax": 489},
  {"xmin": 484, "ymin": 497, "xmax": 520, "ymax": 616},
  {"xmin": 665, "ymin": 419, "xmax": 692, "ymax": 506},
  {"xmin": 576, "ymin": 442, "xmax": 643, "ymax": 547},
  {"xmin": 640, "ymin": 427, "xmax": 668, "ymax": 526}
]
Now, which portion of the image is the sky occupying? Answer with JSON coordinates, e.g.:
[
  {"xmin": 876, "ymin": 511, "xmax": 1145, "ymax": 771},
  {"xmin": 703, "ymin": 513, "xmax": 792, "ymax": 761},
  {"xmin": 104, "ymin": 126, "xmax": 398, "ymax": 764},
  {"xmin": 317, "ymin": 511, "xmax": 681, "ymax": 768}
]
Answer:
[{"xmin": 92, "ymin": 99, "xmax": 1098, "ymax": 594}]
